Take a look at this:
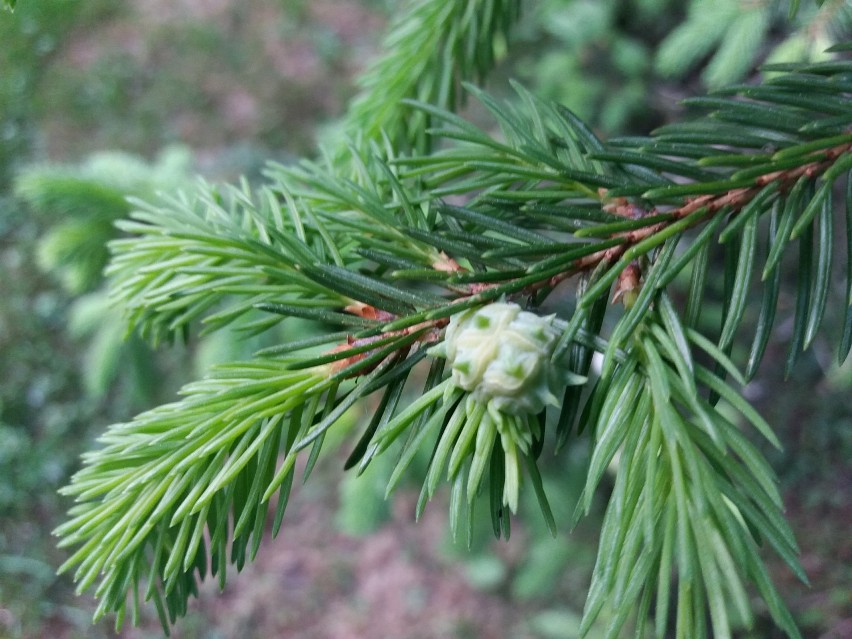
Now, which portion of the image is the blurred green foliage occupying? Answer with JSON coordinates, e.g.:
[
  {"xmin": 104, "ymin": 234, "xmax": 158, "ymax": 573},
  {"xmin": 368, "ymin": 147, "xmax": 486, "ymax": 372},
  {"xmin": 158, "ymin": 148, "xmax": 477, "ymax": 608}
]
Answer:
[
  {"xmin": 16, "ymin": 146, "xmax": 192, "ymax": 293},
  {"xmin": 514, "ymin": 0, "xmax": 661, "ymax": 134},
  {"xmin": 12, "ymin": 147, "xmax": 193, "ymax": 403},
  {"xmin": 0, "ymin": 192, "xmax": 113, "ymax": 636},
  {"xmin": 654, "ymin": 0, "xmax": 851, "ymax": 87},
  {"xmin": 0, "ymin": 0, "xmax": 117, "ymax": 187},
  {"xmin": 513, "ymin": 0, "xmax": 851, "ymax": 135}
]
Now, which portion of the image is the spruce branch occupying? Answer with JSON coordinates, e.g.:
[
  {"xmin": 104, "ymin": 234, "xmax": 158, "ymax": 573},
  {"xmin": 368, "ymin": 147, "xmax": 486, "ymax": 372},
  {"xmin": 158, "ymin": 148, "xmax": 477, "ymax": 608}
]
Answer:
[
  {"xmin": 56, "ymin": 11, "xmax": 852, "ymax": 636},
  {"xmin": 543, "ymin": 135, "xmax": 852, "ymax": 293},
  {"xmin": 107, "ymin": 181, "xmax": 361, "ymax": 344},
  {"xmin": 391, "ymin": 65, "xmax": 851, "ymax": 374},
  {"xmin": 55, "ymin": 361, "xmax": 334, "ymax": 627},
  {"xmin": 577, "ymin": 299, "xmax": 805, "ymax": 639},
  {"xmin": 339, "ymin": 0, "xmax": 521, "ymax": 158}
]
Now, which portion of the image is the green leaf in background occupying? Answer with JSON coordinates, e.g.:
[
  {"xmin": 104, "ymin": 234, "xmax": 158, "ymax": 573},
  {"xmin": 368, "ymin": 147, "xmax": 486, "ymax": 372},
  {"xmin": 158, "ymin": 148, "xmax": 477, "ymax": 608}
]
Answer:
[
  {"xmin": 15, "ymin": 147, "xmax": 192, "ymax": 294},
  {"xmin": 701, "ymin": 6, "xmax": 771, "ymax": 88}
]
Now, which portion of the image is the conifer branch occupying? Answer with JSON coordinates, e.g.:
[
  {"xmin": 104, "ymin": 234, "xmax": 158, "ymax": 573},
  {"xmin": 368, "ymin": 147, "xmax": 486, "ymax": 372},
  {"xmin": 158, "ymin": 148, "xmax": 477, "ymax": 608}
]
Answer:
[
  {"xmin": 339, "ymin": 0, "xmax": 521, "ymax": 157},
  {"xmin": 55, "ymin": 4, "xmax": 851, "ymax": 636},
  {"xmin": 543, "ymin": 136, "xmax": 852, "ymax": 291}
]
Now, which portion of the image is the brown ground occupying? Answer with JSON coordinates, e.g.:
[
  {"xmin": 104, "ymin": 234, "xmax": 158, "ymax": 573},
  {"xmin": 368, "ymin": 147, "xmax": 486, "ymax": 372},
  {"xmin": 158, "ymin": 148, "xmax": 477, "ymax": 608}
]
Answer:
[{"xmin": 176, "ymin": 492, "xmax": 516, "ymax": 639}]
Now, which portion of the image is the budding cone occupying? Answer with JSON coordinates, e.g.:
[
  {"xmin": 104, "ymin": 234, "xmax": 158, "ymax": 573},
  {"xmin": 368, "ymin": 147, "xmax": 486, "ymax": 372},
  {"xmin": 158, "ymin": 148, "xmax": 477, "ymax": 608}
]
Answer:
[{"xmin": 437, "ymin": 302, "xmax": 569, "ymax": 415}]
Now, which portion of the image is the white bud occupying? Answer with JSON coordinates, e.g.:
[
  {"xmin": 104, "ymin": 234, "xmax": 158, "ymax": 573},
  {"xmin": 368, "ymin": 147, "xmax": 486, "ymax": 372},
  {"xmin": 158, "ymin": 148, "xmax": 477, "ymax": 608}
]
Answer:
[{"xmin": 437, "ymin": 302, "xmax": 573, "ymax": 415}]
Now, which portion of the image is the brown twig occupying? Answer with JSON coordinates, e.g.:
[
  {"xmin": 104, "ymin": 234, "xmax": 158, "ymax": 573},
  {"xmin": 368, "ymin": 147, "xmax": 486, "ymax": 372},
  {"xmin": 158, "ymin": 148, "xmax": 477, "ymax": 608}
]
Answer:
[
  {"xmin": 327, "ymin": 320, "xmax": 444, "ymax": 376},
  {"xmin": 328, "ymin": 140, "xmax": 852, "ymax": 375},
  {"xmin": 543, "ymin": 140, "xmax": 852, "ymax": 291}
]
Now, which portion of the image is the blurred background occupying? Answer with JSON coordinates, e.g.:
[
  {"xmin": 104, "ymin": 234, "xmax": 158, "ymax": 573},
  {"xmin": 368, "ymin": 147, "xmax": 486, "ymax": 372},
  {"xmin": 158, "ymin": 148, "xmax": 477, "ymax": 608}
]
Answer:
[{"xmin": 0, "ymin": 1, "xmax": 850, "ymax": 637}]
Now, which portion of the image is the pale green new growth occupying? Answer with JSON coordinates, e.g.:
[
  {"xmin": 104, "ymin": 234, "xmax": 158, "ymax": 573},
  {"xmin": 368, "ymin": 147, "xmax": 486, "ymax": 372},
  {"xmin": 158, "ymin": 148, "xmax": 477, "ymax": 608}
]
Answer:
[
  {"xmin": 436, "ymin": 302, "xmax": 569, "ymax": 414},
  {"xmin": 339, "ymin": 0, "xmax": 520, "ymax": 157},
  {"xmin": 55, "ymin": 1, "xmax": 850, "ymax": 637}
]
